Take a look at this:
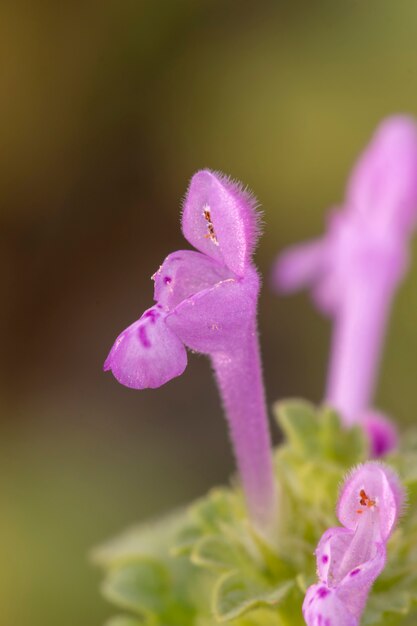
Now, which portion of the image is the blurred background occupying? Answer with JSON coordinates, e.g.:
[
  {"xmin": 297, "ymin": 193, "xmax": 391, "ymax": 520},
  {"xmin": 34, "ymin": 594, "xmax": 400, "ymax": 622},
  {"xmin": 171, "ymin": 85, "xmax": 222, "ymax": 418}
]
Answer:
[{"xmin": 2, "ymin": 1, "xmax": 417, "ymax": 624}]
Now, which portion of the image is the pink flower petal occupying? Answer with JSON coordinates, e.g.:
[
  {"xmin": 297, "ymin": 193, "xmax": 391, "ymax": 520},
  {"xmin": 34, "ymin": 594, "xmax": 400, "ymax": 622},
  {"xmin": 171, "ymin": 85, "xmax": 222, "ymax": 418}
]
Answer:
[
  {"xmin": 362, "ymin": 410, "xmax": 398, "ymax": 457},
  {"xmin": 182, "ymin": 170, "xmax": 260, "ymax": 276},
  {"xmin": 315, "ymin": 527, "xmax": 352, "ymax": 584},
  {"xmin": 104, "ymin": 306, "xmax": 187, "ymax": 389},
  {"xmin": 153, "ymin": 250, "xmax": 233, "ymax": 310},
  {"xmin": 303, "ymin": 584, "xmax": 357, "ymax": 626},
  {"xmin": 337, "ymin": 462, "xmax": 405, "ymax": 541},
  {"xmin": 166, "ymin": 266, "xmax": 259, "ymax": 354},
  {"xmin": 336, "ymin": 542, "xmax": 386, "ymax": 620},
  {"xmin": 347, "ymin": 116, "xmax": 417, "ymax": 237},
  {"xmin": 271, "ymin": 238, "xmax": 328, "ymax": 294}
]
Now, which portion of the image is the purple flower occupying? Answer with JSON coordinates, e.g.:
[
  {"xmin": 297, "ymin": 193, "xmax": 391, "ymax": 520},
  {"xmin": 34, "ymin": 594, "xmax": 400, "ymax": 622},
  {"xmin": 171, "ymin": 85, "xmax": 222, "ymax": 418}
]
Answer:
[
  {"xmin": 273, "ymin": 116, "xmax": 417, "ymax": 455},
  {"xmin": 303, "ymin": 462, "xmax": 405, "ymax": 626},
  {"xmin": 362, "ymin": 410, "xmax": 398, "ymax": 459},
  {"xmin": 104, "ymin": 170, "xmax": 277, "ymax": 536}
]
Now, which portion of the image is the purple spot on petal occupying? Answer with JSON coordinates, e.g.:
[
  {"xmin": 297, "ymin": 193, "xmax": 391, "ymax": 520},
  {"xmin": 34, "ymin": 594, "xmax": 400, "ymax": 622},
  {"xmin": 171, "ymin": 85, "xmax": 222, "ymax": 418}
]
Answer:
[
  {"xmin": 350, "ymin": 568, "xmax": 361, "ymax": 576},
  {"xmin": 317, "ymin": 587, "xmax": 329, "ymax": 599},
  {"xmin": 138, "ymin": 325, "xmax": 151, "ymax": 348},
  {"xmin": 325, "ymin": 620, "xmax": 331, "ymax": 626},
  {"xmin": 144, "ymin": 309, "xmax": 159, "ymax": 323},
  {"xmin": 322, "ymin": 555, "xmax": 329, "ymax": 564},
  {"xmin": 164, "ymin": 276, "xmax": 172, "ymax": 284}
]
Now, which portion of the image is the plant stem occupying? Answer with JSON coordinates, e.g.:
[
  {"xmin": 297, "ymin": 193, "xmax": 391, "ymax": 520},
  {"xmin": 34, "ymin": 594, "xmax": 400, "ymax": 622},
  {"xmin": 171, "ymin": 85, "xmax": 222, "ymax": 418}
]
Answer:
[
  {"xmin": 325, "ymin": 273, "xmax": 394, "ymax": 426},
  {"xmin": 211, "ymin": 323, "xmax": 277, "ymax": 537}
]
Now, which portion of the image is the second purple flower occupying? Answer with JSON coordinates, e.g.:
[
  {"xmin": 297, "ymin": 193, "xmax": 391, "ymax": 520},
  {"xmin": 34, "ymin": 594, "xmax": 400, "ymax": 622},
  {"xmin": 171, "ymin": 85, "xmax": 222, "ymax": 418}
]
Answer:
[{"xmin": 273, "ymin": 116, "xmax": 417, "ymax": 456}]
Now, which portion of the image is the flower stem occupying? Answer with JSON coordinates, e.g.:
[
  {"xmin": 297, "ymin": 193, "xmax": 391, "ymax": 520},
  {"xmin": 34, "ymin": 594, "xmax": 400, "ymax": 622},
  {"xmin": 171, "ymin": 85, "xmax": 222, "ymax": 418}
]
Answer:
[
  {"xmin": 211, "ymin": 323, "xmax": 277, "ymax": 538},
  {"xmin": 325, "ymin": 273, "xmax": 394, "ymax": 426}
]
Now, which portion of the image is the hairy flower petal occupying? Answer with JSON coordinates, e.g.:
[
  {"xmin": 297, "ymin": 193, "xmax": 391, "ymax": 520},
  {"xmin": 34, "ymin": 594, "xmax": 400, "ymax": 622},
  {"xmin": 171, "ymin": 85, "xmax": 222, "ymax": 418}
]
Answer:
[
  {"xmin": 153, "ymin": 250, "xmax": 233, "ymax": 310},
  {"xmin": 182, "ymin": 169, "xmax": 260, "ymax": 276},
  {"xmin": 337, "ymin": 462, "xmax": 404, "ymax": 540}
]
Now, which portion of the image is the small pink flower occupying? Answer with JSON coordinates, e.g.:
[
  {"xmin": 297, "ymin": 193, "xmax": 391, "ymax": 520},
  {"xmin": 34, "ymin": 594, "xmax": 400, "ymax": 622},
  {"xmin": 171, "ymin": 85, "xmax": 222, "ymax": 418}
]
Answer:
[
  {"xmin": 273, "ymin": 116, "xmax": 417, "ymax": 455},
  {"xmin": 362, "ymin": 410, "xmax": 398, "ymax": 458},
  {"xmin": 104, "ymin": 170, "xmax": 277, "ymax": 535},
  {"xmin": 303, "ymin": 462, "xmax": 405, "ymax": 626}
]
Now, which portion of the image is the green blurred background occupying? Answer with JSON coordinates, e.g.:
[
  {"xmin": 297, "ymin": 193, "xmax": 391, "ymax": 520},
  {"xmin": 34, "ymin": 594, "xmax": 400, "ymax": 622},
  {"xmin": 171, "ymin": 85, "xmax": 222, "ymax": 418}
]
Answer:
[{"xmin": 2, "ymin": 1, "xmax": 417, "ymax": 624}]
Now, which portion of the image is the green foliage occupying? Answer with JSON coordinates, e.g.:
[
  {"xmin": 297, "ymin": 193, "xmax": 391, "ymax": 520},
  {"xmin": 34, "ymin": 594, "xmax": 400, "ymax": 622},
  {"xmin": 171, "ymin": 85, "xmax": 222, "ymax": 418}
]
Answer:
[{"xmin": 94, "ymin": 401, "xmax": 417, "ymax": 625}]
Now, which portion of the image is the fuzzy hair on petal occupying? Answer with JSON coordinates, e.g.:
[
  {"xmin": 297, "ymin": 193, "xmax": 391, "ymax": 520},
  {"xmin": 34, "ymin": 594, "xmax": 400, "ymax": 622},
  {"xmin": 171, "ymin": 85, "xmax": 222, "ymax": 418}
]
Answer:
[
  {"xmin": 181, "ymin": 169, "xmax": 262, "ymax": 276},
  {"xmin": 336, "ymin": 461, "xmax": 406, "ymax": 540}
]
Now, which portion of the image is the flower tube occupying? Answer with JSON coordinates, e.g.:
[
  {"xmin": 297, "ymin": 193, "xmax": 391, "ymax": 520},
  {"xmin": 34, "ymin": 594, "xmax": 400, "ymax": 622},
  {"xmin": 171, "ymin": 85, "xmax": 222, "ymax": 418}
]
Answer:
[{"xmin": 104, "ymin": 170, "xmax": 277, "ymax": 536}]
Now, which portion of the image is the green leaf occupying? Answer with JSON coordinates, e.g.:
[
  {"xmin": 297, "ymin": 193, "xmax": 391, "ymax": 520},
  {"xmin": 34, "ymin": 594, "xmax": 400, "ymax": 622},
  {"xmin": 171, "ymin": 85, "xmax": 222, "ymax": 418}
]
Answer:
[
  {"xmin": 213, "ymin": 570, "xmax": 293, "ymax": 621},
  {"xmin": 93, "ymin": 509, "xmax": 187, "ymax": 568},
  {"xmin": 274, "ymin": 399, "xmax": 318, "ymax": 457},
  {"xmin": 101, "ymin": 559, "xmax": 169, "ymax": 617},
  {"xmin": 319, "ymin": 406, "xmax": 366, "ymax": 465},
  {"xmin": 364, "ymin": 589, "xmax": 412, "ymax": 624},
  {"xmin": 191, "ymin": 535, "xmax": 244, "ymax": 571},
  {"xmin": 230, "ymin": 608, "xmax": 282, "ymax": 625},
  {"xmin": 274, "ymin": 400, "xmax": 366, "ymax": 466},
  {"xmin": 171, "ymin": 522, "xmax": 202, "ymax": 557},
  {"xmin": 190, "ymin": 488, "xmax": 244, "ymax": 534}
]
